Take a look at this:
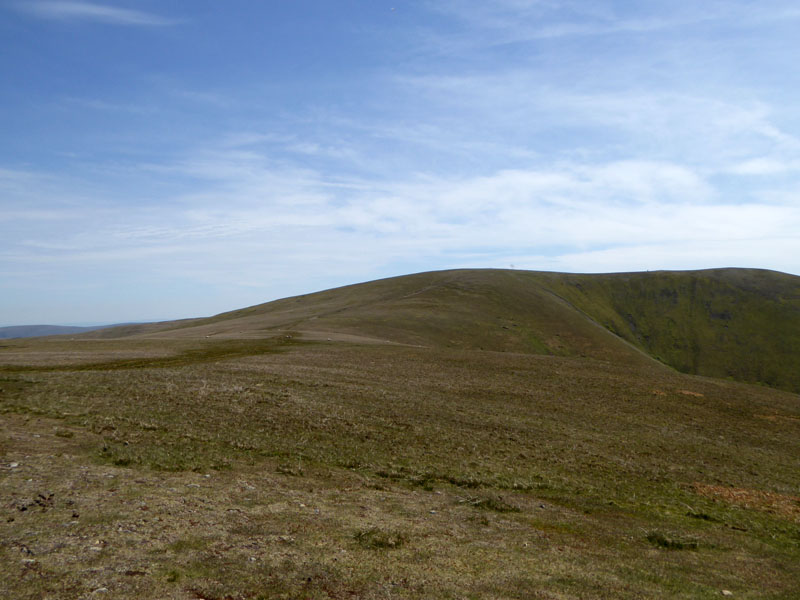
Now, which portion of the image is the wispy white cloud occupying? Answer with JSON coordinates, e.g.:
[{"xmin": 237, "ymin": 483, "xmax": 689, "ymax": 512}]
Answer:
[
  {"xmin": 503, "ymin": 236, "xmax": 800, "ymax": 275},
  {"xmin": 16, "ymin": 1, "xmax": 176, "ymax": 26},
  {"xmin": 427, "ymin": 0, "xmax": 800, "ymax": 50},
  {"xmin": 4, "ymin": 152, "xmax": 792, "ymax": 270},
  {"xmin": 727, "ymin": 157, "xmax": 800, "ymax": 176},
  {"xmin": 419, "ymin": 1, "xmax": 703, "ymax": 58},
  {"xmin": 61, "ymin": 96, "xmax": 158, "ymax": 114},
  {"xmin": 393, "ymin": 67, "xmax": 800, "ymax": 172},
  {"xmin": 3, "ymin": 144, "xmax": 798, "ymax": 324}
]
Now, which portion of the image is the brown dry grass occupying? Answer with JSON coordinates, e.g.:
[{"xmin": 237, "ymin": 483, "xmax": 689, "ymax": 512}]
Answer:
[
  {"xmin": 694, "ymin": 483, "xmax": 800, "ymax": 522},
  {"xmin": 2, "ymin": 336, "xmax": 799, "ymax": 598}
]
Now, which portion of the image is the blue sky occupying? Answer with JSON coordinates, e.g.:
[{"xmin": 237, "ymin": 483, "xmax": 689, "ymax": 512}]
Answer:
[{"xmin": 2, "ymin": 1, "xmax": 800, "ymax": 325}]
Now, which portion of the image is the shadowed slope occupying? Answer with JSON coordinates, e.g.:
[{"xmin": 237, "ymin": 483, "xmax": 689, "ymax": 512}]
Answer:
[{"xmin": 540, "ymin": 268, "xmax": 800, "ymax": 392}]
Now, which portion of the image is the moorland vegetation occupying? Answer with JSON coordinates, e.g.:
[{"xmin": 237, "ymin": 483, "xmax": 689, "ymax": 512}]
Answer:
[{"xmin": 1, "ymin": 268, "xmax": 798, "ymax": 599}]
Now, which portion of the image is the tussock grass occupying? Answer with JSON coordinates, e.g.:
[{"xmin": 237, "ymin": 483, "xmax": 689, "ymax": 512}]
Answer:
[
  {"xmin": 353, "ymin": 527, "xmax": 408, "ymax": 549},
  {"xmin": 459, "ymin": 494, "xmax": 521, "ymax": 513},
  {"xmin": 646, "ymin": 531, "xmax": 700, "ymax": 550}
]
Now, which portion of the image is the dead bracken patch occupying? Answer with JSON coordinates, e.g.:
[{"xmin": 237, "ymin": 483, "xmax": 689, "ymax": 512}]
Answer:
[
  {"xmin": 755, "ymin": 414, "xmax": 800, "ymax": 423},
  {"xmin": 678, "ymin": 390, "xmax": 704, "ymax": 398},
  {"xmin": 693, "ymin": 483, "xmax": 800, "ymax": 521}
]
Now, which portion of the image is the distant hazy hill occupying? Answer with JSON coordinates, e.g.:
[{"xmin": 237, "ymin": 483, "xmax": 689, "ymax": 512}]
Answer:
[
  {"xmin": 0, "ymin": 324, "xmax": 108, "ymax": 339},
  {"xmin": 0, "ymin": 322, "xmax": 156, "ymax": 339},
  {"xmin": 93, "ymin": 268, "xmax": 800, "ymax": 393}
]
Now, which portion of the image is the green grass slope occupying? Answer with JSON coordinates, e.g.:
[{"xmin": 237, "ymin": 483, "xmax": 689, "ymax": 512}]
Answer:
[
  {"xmin": 147, "ymin": 270, "xmax": 657, "ymax": 367},
  {"xmin": 540, "ymin": 268, "xmax": 800, "ymax": 392}
]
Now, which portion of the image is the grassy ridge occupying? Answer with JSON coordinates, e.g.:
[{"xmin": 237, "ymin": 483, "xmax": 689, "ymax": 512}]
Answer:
[{"xmin": 122, "ymin": 267, "xmax": 800, "ymax": 392}]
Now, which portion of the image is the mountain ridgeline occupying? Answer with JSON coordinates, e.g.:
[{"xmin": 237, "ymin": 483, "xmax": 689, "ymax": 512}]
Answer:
[{"xmin": 95, "ymin": 268, "xmax": 800, "ymax": 393}]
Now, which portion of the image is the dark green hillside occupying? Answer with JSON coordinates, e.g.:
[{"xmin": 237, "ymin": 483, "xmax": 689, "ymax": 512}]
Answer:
[{"xmin": 542, "ymin": 269, "xmax": 800, "ymax": 392}]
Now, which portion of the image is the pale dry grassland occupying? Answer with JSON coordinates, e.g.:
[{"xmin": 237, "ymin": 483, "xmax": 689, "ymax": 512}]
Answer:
[{"xmin": 1, "ymin": 337, "xmax": 799, "ymax": 599}]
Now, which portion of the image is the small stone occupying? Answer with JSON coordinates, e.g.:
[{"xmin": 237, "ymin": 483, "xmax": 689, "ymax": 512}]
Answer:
[
  {"xmin": 429, "ymin": 510, "xmax": 437, "ymax": 514},
  {"xmin": 721, "ymin": 592, "xmax": 733, "ymax": 597},
  {"xmin": 9, "ymin": 462, "xmax": 19, "ymax": 468},
  {"xmin": 93, "ymin": 588, "xmax": 109, "ymax": 594},
  {"xmin": 89, "ymin": 546, "xmax": 103, "ymax": 552}
]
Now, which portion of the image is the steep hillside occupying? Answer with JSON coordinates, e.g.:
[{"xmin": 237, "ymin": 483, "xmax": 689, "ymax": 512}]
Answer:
[{"xmin": 542, "ymin": 268, "xmax": 800, "ymax": 392}]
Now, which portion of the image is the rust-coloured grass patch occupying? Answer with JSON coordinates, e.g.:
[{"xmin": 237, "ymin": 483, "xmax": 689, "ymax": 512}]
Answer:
[
  {"xmin": 693, "ymin": 483, "xmax": 800, "ymax": 521},
  {"xmin": 755, "ymin": 413, "xmax": 800, "ymax": 423}
]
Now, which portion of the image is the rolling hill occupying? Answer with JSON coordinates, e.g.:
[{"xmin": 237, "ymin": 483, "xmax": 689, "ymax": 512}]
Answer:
[{"xmin": 91, "ymin": 267, "xmax": 800, "ymax": 393}]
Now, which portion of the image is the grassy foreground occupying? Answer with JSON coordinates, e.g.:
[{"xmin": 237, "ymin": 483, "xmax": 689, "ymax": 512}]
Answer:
[{"xmin": 1, "ymin": 334, "xmax": 799, "ymax": 599}]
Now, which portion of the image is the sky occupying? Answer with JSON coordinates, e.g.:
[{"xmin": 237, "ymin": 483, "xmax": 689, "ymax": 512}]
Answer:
[{"xmin": 2, "ymin": 1, "xmax": 800, "ymax": 326}]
